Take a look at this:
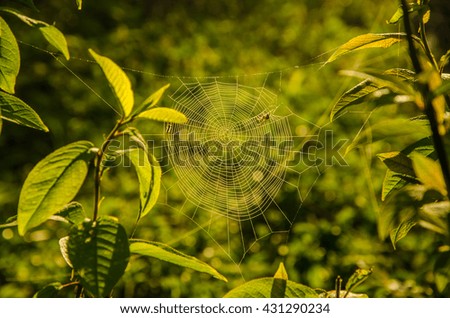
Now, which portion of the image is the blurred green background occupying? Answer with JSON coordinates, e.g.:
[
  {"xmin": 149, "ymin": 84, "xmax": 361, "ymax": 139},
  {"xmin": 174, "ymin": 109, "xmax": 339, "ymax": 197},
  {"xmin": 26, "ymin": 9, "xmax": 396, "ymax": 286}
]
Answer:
[{"xmin": 1, "ymin": 0, "xmax": 449, "ymax": 297}]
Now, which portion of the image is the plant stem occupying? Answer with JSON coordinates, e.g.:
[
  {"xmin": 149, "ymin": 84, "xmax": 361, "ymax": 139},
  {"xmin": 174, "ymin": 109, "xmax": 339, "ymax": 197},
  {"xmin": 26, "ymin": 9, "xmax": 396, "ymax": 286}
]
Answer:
[
  {"xmin": 400, "ymin": 0, "xmax": 450, "ymax": 197},
  {"xmin": 93, "ymin": 120, "xmax": 123, "ymax": 221}
]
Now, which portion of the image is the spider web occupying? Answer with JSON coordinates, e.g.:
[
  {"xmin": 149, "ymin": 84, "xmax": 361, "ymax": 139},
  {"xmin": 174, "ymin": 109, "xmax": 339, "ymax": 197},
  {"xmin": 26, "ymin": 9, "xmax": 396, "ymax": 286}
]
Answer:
[{"xmin": 153, "ymin": 73, "xmax": 325, "ymax": 263}]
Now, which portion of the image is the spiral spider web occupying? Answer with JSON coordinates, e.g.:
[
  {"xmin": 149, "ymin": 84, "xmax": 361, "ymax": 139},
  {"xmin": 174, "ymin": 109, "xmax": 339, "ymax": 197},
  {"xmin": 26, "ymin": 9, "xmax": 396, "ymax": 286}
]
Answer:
[{"xmin": 156, "ymin": 74, "xmax": 325, "ymax": 262}]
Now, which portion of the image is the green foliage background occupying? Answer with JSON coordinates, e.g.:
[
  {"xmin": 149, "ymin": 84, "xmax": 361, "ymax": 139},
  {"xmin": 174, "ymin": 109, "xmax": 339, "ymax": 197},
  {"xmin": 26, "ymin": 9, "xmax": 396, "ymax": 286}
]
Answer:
[{"xmin": 1, "ymin": 0, "xmax": 449, "ymax": 297}]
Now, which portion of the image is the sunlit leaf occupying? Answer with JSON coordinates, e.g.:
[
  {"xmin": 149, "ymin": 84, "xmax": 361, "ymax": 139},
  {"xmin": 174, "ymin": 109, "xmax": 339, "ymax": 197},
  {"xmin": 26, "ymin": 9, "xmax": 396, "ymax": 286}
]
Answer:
[
  {"xmin": 33, "ymin": 283, "xmax": 63, "ymax": 298},
  {"xmin": 0, "ymin": 91, "xmax": 48, "ymax": 131},
  {"xmin": 439, "ymin": 50, "xmax": 450, "ymax": 74},
  {"xmin": 411, "ymin": 153, "xmax": 447, "ymax": 196},
  {"xmin": 126, "ymin": 149, "xmax": 161, "ymax": 219},
  {"xmin": 387, "ymin": 4, "xmax": 430, "ymax": 25},
  {"xmin": 224, "ymin": 278, "xmax": 318, "ymax": 298},
  {"xmin": 137, "ymin": 107, "xmax": 187, "ymax": 124},
  {"xmin": 132, "ymin": 83, "xmax": 170, "ymax": 117},
  {"xmin": 17, "ymin": 141, "xmax": 94, "ymax": 235},
  {"xmin": 0, "ymin": 8, "xmax": 69, "ymax": 60},
  {"xmin": 326, "ymin": 33, "xmax": 404, "ymax": 63},
  {"xmin": 76, "ymin": 0, "xmax": 82, "ymax": 10},
  {"xmin": 271, "ymin": 262, "xmax": 288, "ymax": 298},
  {"xmin": 130, "ymin": 240, "xmax": 227, "ymax": 282},
  {"xmin": 69, "ymin": 217, "xmax": 130, "ymax": 297},
  {"xmin": 89, "ymin": 49, "xmax": 134, "ymax": 118},
  {"xmin": 0, "ymin": 16, "xmax": 20, "ymax": 94},
  {"xmin": 38, "ymin": 25, "xmax": 70, "ymax": 60}
]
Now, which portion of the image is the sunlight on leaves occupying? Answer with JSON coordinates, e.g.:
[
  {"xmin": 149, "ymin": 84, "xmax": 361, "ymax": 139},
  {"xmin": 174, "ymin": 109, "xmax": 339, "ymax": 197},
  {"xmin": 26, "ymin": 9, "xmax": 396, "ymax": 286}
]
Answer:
[
  {"xmin": 137, "ymin": 107, "xmax": 188, "ymax": 123},
  {"xmin": 126, "ymin": 148, "xmax": 161, "ymax": 219},
  {"xmin": 89, "ymin": 49, "xmax": 134, "ymax": 118},
  {"xmin": 17, "ymin": 141, "xmax": 94, "ymax": 235},
  {"xmin": 132, "ymin": 83, "xmax": 170, "ymax": 116},
  {"xmin": 224, "ymin": 278, "xmax": 318, "ymax": 298},
  {"xmin": 0, "ymin": 91, "xmax": 48, "ymax": 131},
  {"xmin": 130, "ymin": 240, "xmax": 227, "ymax": 282},
  {"xmin": 0, "ymin": 17, "xmax": 20, "ymax": 94},
  {"xmin": 326, "ymin": 33, "xmax": 404, "ymax": 63}
]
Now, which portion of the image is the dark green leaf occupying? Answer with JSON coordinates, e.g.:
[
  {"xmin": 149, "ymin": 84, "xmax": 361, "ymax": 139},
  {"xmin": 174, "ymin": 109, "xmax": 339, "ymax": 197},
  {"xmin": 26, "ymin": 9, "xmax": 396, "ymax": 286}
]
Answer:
[
  {"xmin": 89, "ymin": 49, "xmax": 134, "ymax": 118},
  {"xmin": 129, "ymin": 240, "xmax": 227, "ymax": 282},
  {"xmin": 224, "ymin": 278, "xmax": 318, "ymax": 298},
  {"xmin": 69, "ymin": 217, "xmax": 130, "ymax": 297},
  {"xmin": 17, "ymin": 141, "xmax": 94, "ymax": 235},
  {"xmin": 137, "ymin": 107, "xmax": 188, "ymax": 124},
  {"xmin": 0, "ymin": 16, "xmax": 20, "ymax": 94},
  {"xmin": 377, "ymin": 152, "xmax": 415, "ymax": 176},
  {"xmin": 126, "ymin": 149, "xmax": 161, "ymax": 219},
  {"xmin": 0, "ymin": 91, "xmax": 48, "ymax": 131},
  {"xmin": 56, "ymin": 202, "xmax": 86, "ymax": 225},
  {"xmin": 326, "ymin": 33, "xmax": 404, "ymax": 63},
  {"xmin": 33, "ymin": 283, "xmax": 63, "ymax": 298}
]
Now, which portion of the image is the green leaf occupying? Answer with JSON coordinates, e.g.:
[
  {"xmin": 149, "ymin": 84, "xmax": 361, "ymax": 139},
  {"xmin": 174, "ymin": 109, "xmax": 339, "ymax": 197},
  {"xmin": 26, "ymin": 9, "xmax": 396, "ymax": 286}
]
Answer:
[
  {"xmin": 224, "ymin": 278, "xmax": 318, "ymax": 298},
  {"xmin": 387, "ymin": 3, "xmax": 430, "ymax": 25},
  {"xmin": 76, "ymin": 0, "xmax": 82, "ymax": 10},
  {"xmin": 271, "ymin": 262, "xmax": 288, "ymax": 298},
  {"xmin": 346, "ymin": 118, "xmax": 430, "ymax": 154},
  {"xmin": 56, "ymin": 201, "xmax": 86, "ymax": 225},
  {"xmin": 69, "ymin": 217, "xmax": 130, "ymax": 297},
  {"xmin": 33, "ymin": 283, "xmax": 63, "ymax": 298},
  {"xmin": 38, "ymin": 25, "xmax": 70, "ymax": 60},
  {"xmin": 0, "ymin": 16, "xmax": 20, "ymax": 94},
  {"xmin": 137, "ymin": 107, "xmax": 187, "ymax": 124},
  {"xmin": 0, "ymin": 91, "xmax": 48, "ymax": 131},
  {"xmin": 89, "ymin": 49, "xmax": 134, "ymax": 118},
  {"xmin": 439, "ymin": 50, "xmax": 450, "ymax": 74},
  {"xmin": 331, "ymin": 68, "xmax": 415, "ymax": 121},
  {"xmin": 132, "ymin": 83, "xmax": 170, "ymax": 117},
  {"xmin": 379, "ymin": 138, "xmax": 434, "ymax": 200},
  {"xmin": 411, "ymin": 153, "xmax": 447, "ymax": 196},
  {"xmin": 344, "ymin": 268, "xmax": 373, "ymax": 295},
  {"xmin": 129, "ymin": 240, "xmax": 227, "ymax": 282},
  {"xmin": 17, "ymin": 141, "xmax": 94, "ymax": 235},
  {"xmin": 0, "ymin": 8, "xmax": 69, "ymax": 60},
  {"xmin": 326, "ymin": 33, "xmax": 404, "ymax": 63},
  {"xmin": 390, "ymin": 218, "xmax": 417, "ymax": 249},
  {"xmin": 378, "ymin": 152, "xmax": 415, "ymax": 176},
  {"xmin": 126, "ymin": 148, "xmax": 161, "ymax": 219}
]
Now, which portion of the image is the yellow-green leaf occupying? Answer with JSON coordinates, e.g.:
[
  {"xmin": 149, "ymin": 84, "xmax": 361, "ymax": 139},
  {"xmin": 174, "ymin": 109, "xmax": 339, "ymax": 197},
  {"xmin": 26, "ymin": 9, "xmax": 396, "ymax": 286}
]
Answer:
[
  {"xmin": 18, "ymin": 141, "xmax": 94, "ymax": 235},
  {"xmin": 411, "ymin": 153, "xmax": 447, "ymax": 196},
  {"xmin": 130, "ymin": 240, "xmax": 227, "ymax": 282},
  {"xmin": 137, "ymin": 107, "xmax": 187, "ymax": 124},
  {"xmin": 0, "ymin": 16, "xmax": 20, "ymax": 94},
  {"xmin": 126, "ymin": 149, "xmax": 161, "ymax": 219},
  {"xmin": 89, "ymin": 49, "xmax": 134, "ymax": 117},
  {"xmin": 133, "ymin": 83, "xmax": 170, "ymax": 116},
  {"xmin": 38, "ymin": 25, "xmax": 70, "ymax": 60},
  {"xmin": 327, "ymin": 33, "xmax": 404, "ymax": 63}
]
